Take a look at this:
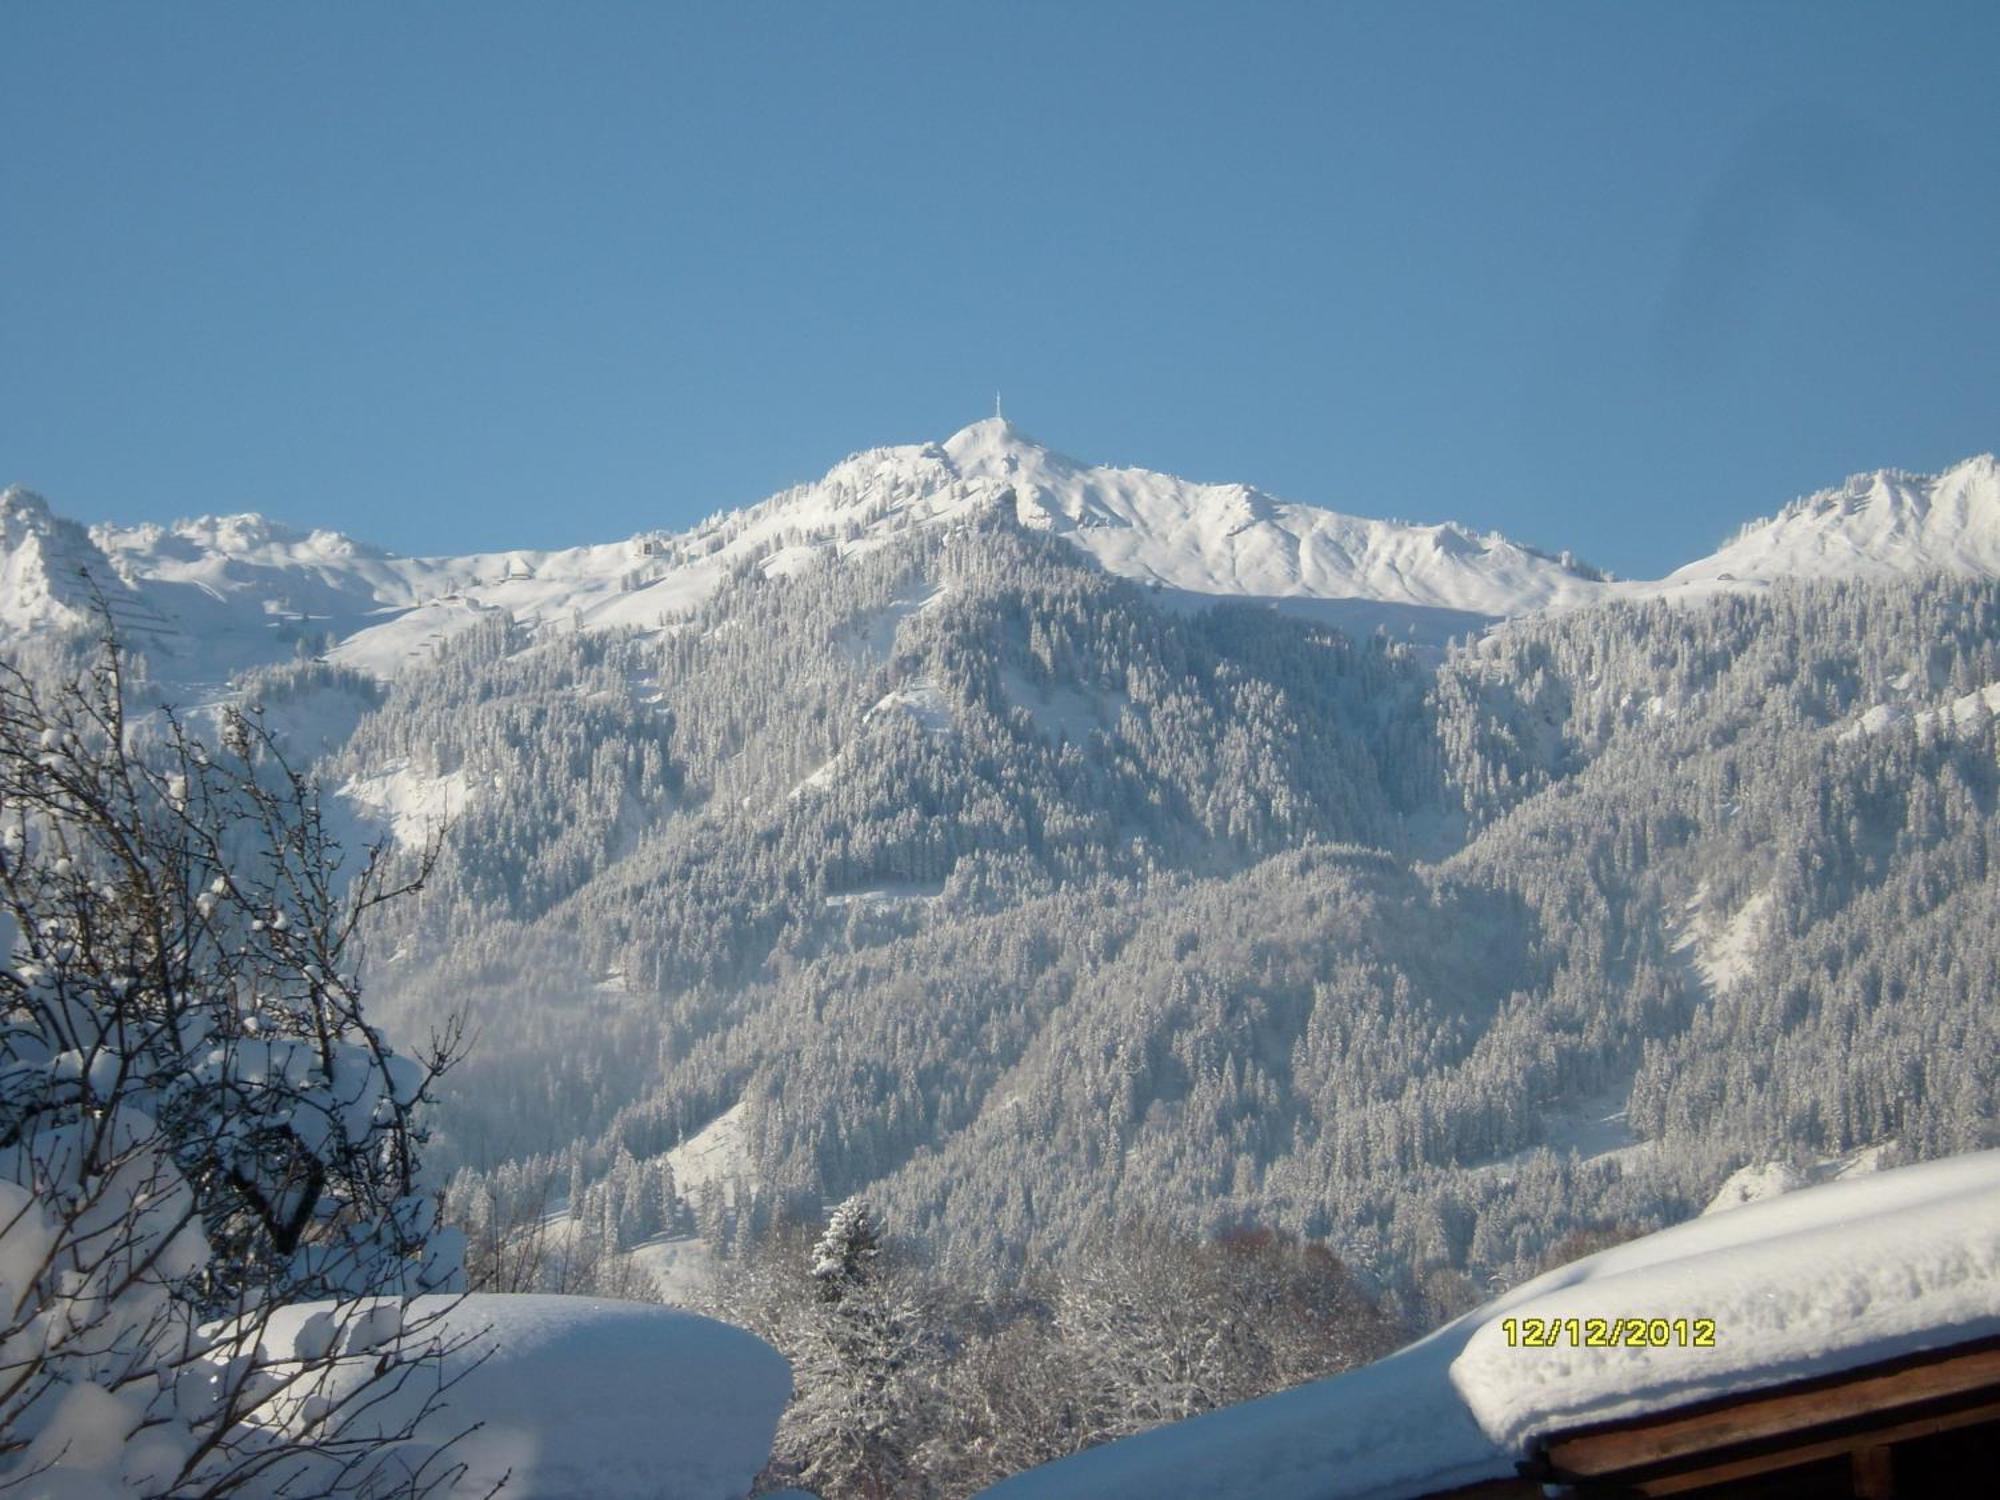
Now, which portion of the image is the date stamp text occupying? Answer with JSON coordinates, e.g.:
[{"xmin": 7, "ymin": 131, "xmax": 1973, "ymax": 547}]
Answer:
[{"xmin": 1501, "ymin": 1316, "xmax": 1718, "ymax": 1349}]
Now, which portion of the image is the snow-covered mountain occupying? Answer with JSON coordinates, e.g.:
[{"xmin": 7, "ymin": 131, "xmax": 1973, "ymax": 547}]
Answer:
[
  {"xmin": 2, "ymin": 486, "xmax": 148, "ymax": 634},
  {"xmin": 2, "ymin": 422, "xmax": 1619, "ymax": 685},
  {"xmin": 1651, "ymin": 453, "xmax": 2000, "ymax": 594},
  {"xmin": 5, "ymin": 429, "xmax": 1997, "ymax": 693},
  {"xmin": 904, "ymin": 419, "xmax": 1617, "ymax": 631}
]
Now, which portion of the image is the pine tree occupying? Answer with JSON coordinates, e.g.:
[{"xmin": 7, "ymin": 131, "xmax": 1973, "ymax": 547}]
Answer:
[
  {"xmin": 811, "ymin": 1196, "xmax": 882, "ymax": 1301},
  {"xmin": 770, "ymin": 1199, "xmax": 937, "ymax": 1498}
]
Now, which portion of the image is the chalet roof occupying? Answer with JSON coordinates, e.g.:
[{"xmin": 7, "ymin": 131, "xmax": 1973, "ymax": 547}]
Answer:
[{"xmin": 977, "ymin": 1149, "xmax": 2000, "ymax": 1500}]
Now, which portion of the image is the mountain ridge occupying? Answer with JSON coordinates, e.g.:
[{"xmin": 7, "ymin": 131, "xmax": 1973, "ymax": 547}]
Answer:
[
  {"xmin": 1659, "ymin": 453, "xmax": 2000, "ymax": 590},
  {"xmin": 5, "ymin": 431, "xmax": 1996, "ymax": 688}
]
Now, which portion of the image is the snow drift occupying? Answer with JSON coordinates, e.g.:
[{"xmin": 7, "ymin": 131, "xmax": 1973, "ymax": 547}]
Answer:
[{"xmin": 258, "ymin": 1293, "xmax": 789, "ymax": 1500}]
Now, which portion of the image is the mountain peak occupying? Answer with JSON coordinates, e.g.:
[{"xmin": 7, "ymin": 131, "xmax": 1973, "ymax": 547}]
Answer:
[
  {"xmin": 1661, "ymin": 454, "xmax": 2000, "ymax": 591},
  {"xmin": 941, "ymin": 415, "xmax": 1064, "ymax": 475},
  {"xmin": 1, "ymin": 484, "xmax": 126, "ymax": 634},
  {"xmin": 945, "ymin": 414, "xmax": 1020, "ymax": 444},
  {"xmin": 2, "ymin": 483, "xmax": 55, "ymax": 522}
]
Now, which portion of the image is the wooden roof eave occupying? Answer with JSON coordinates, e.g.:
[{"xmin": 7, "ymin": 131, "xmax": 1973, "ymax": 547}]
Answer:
[{"xmin": 1510, "ymin": 1331, "xmax": 2000, "ymax": 1497}]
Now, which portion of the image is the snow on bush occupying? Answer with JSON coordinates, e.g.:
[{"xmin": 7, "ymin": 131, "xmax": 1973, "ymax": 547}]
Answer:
[{"xmin": 0, "ymin": 630, "xmax": 472, "ymax": 1495}]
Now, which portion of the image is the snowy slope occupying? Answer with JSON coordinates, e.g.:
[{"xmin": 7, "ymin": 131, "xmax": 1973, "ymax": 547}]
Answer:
[
  {"xmin": 980, "ymin": 1148, "xmax": 2000, "ymax": 1500},
  {"xmin": 1653, "ymin": 454, "xmax": 2000, "ymax": 593},
  {"xmin": 665, "ymin": 1100, "xmax": 757, "ymax": 1204},
  {"xmin": 89, "ymin": 510, "xmax": 677, "ymax": 685},
  {"xmin": 939, "ymin": 419, "xmax": 1615, "ymax": 624},
  {"xmin": 0, "ymin": 486, "xmax": 177, "ymax": 642}
]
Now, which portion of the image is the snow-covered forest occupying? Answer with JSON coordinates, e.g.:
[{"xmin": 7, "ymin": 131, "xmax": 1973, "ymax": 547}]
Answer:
[{"xmin": 339, "ymin": 518, "xmax": 1998, "ymax": 1291}]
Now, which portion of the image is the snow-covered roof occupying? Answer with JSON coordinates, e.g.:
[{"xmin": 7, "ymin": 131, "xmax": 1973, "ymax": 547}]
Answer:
[
  {"xmin": 260, "ymin": 1293, "xmax": 791, "ymax": 1500},
  {"xmin": 978, "ymin": 1149, "xmax": 2000, "ymax": 1500}
]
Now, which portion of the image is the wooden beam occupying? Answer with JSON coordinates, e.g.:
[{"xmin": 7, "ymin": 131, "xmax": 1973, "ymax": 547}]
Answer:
[
  {"xmin": 1541, "ymin": 1338, "xmax": 2000, "ymax": 1477},
  {"xmin": 1851, "ymin": 1443, "xmax": 1894, "ymax": 1500},
  {"xmin": 1595, "ymin": 1396, "xmax": 2000, "ymax": 1496}
]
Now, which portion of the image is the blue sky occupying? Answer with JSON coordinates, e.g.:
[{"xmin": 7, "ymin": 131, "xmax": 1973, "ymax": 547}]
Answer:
[{"xmin": 4, "ymin": 1, "xmax": 1995, "ymax": 578}]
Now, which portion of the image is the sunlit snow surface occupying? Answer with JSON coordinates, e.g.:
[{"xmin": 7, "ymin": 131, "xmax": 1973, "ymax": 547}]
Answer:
[
  {"xmin": 337, "ymin": 760, "xmax": 473, "ymax": 847},
  {"xmin": 1843, "ymin": 681, "xmax": 2000, "ymax": 742},
  {"xmin": 264, "ymin": 1293, "xmax": 788, "ymax": 1500},
  {"xmin": 1655, "ymin": 454, "xmax": 2000, "ymax": 592},
  {"xmin": 664, "ymin": 1100, "xmax": 756, "ymax": 1204},
  {"xmin": 980, "ymin": 1149, "xmax": 2000, "ymax": 1500}
]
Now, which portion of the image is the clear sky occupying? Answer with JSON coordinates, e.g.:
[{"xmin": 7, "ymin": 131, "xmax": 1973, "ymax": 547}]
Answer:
[{"xmin": 4, "ymin": 2, "xmax": 1995, "ymax": 579}]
